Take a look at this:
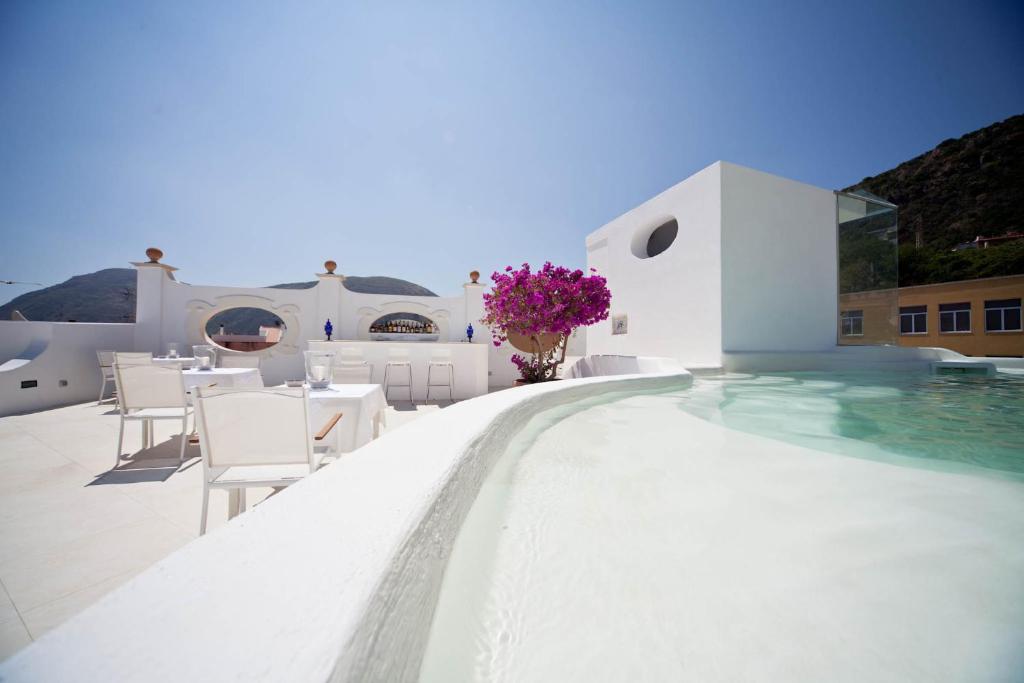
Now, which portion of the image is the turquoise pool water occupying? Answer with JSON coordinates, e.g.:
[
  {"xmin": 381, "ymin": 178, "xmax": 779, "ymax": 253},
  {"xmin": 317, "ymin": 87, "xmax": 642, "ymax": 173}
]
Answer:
[{"xmin": 672, "ymin": 370, "xmax": 1024, "ymax": 477}]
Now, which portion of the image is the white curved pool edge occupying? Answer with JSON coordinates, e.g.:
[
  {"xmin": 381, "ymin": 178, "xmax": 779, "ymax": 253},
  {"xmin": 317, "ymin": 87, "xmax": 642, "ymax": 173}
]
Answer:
[{"xmin": 0, "ymin": 371, "xmax": 692, "ymax": 683}]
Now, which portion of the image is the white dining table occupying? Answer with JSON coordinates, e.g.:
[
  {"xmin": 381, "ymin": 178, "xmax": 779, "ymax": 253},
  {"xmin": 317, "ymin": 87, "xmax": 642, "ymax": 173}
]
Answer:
[
  {"xmin": 182, "ymin": 367, "xmax": 264, "ymax": 391},
  {"xmin": 153, "ymin": 356, "xmax": 195, "ymax": 368},
  {"xmin": 306, "ymin": 384, "xmax": 387, "ymax": 454}
]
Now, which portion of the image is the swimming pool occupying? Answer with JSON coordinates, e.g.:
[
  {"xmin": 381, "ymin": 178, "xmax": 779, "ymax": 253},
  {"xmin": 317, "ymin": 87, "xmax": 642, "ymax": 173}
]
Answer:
[
  {"xmin": 675, "ymin": 370, "xmax": 1024, "ymax": 477},
  {"xmin": 420, "ymin": 371, "xmax": 1024, "ymax": 682}
]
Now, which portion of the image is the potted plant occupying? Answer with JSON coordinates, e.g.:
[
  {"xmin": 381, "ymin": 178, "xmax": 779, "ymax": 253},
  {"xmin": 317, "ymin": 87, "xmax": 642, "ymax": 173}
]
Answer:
[{"xmin": 482, "ymin": 262, "xmax": 611, "ymax": 384}]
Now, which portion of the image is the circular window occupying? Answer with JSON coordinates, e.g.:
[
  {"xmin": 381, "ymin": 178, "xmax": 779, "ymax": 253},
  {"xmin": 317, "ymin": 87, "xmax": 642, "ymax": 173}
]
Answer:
[
  {"xmin": 631, "ymin": 218, "xmax": 678, "ymax": 259},
  {"xmin": 205, "ymin": 307, "xmax": 286, "ymax": 352}
]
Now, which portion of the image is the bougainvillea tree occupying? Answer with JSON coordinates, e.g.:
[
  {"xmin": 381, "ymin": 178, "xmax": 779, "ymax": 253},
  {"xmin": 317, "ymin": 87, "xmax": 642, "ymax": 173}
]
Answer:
[{"xmin": 482, "ymin": 262, "xmax": 611, "ymax": 382}]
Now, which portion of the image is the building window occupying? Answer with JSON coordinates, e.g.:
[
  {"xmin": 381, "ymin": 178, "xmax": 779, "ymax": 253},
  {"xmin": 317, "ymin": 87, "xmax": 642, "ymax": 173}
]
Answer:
[
  {"xmin": 939, "ymin": 302, "xmax": 971, "ymax": 333},
  {"xmin": 899, "ymin": 305, "xmax": 927, "ymax": 335},
  {"xmin": 841, "ymin": 309, "xmax": 863, "ymax": 336},
  {"xmin": 985, "ymin": 298, "xmax": 1022, "ymax": 332}
]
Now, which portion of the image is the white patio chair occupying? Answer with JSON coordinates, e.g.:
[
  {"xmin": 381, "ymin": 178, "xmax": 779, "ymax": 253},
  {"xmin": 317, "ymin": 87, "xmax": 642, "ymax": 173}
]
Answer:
[
  {"xmin": 97, "ymin": 350, "xmax": 117, "ymax": 404},
  {"xmin": 218, "ymin": 354, "xmax": 262, "ymax": 369},
  {"xmin": 113, "ymin": 351, "xmax": 153, "ymax": 366},
  {"xmin": 112, "ymin": 362, "xmax": 192, "ymax": 469},
  {"xmin": 192, "ymin": 386, "xmax": 342, "ymax": 534},
  {"xmin": 332, "ymin": 347, "xmax": 372, "ymax": 384}
]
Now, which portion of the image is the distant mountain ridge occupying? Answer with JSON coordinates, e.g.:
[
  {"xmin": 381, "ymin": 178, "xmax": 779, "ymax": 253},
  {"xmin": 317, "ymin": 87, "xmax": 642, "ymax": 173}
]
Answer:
[
  {"xmin": 0, "ymin": 270, "xmax": 437, "ymax": 323},
  {"xmin": 844, "ymin": 113, "xmax": 1023, "ymax": 250},
  {"xmin": 844, "ymin": 113, "xmax": 1024, "ymax": 286}
]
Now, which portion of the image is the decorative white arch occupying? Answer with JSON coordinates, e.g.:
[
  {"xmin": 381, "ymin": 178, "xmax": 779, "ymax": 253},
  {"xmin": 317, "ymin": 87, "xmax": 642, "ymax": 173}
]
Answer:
[
  {"xmin": 355, "ymin": 301, "xmax": 452, "ymax": 341},
  {"xmin": 184, "ymin": 294, "xmax": 303, "ymax": 358}
]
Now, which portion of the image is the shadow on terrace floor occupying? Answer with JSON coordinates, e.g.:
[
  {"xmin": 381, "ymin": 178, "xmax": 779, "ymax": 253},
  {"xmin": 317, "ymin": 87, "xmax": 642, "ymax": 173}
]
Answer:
[{"xmin": 88, "ymin": 436, "xmax": 198, "ymax": 485}]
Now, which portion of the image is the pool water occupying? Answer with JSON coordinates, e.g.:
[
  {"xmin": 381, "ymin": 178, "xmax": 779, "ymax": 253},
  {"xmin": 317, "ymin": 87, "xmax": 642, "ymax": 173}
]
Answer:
[
  {"xmin": 674, "ymin": 371, "xmax": 1024, "ymax": 477},
  {"xmin": 419, "ymin": 373, "xmax": 1024, "ymax": 682}
]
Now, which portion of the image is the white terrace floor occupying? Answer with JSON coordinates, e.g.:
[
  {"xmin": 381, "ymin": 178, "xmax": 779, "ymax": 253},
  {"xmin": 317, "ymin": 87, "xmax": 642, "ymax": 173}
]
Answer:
[{"xmin": 0, "ymin": 397, "xmax": 448, "ymax": 659}]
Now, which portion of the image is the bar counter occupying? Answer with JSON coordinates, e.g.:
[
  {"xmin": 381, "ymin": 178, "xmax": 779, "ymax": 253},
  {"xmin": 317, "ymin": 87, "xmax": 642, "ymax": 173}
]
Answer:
[{"xmin": 307, "ymin": 340, "xmax": 488, "ymax": 400}]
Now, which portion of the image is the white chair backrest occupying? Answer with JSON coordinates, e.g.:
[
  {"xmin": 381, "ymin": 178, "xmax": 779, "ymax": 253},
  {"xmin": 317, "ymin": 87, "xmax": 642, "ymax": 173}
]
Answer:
[
  {"xmin": 338, "ymin": 347, "xmax": 365, "ymax": 364},
  {"xmin": 114, "ymin": 351, "xmax": 153, "ymax": 366},
  {"xmin": 115, "ymin": 363, "xmax": 187, "ymax": 411},
  {"xmin": 430, "ymin": 347, "xmax": 453, "ymax": 361},
  {"xmin": 219, "ymin": 354, "xmax": 262, "ymax": 369},
  {"xmin": 194, "ymin": 387, "xmax": 313, "ymax": 469},
  {"xmin": 332, "ymin": 363, "xmax": 372, "ymax": 384},
  {"xmin": 97, "ymin": 350, "xmax": 115, "ymax": 368}
]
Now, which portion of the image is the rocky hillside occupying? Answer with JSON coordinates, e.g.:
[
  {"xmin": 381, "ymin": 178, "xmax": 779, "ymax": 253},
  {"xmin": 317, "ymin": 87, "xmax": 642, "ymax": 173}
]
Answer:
[
  {"xmin": 845, "ymin": 114, "xmax": 1023, "ymax": 250},
  {"xmin": 0, "ymin": 269, "xmax": 436, "ymax": 323},
  {"xmin": 844, "ymin": 113, "xmax": 1024, "ymax": 286}
]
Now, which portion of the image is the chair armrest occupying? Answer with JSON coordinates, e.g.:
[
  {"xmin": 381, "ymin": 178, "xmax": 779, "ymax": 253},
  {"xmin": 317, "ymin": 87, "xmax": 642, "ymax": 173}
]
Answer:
[{"xmin": 314, "ymin": 412, "xmax": 343, "ymax": 441}]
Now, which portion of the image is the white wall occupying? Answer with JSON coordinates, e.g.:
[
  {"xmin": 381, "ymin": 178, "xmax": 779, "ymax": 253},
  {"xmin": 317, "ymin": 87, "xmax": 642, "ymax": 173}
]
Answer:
[
  {"xmin": 134, "ymin": 265, "xmax": 492, "ymax": 388},
  {"xmin": 584, "ymin": 161, "xmax": 842, "ymax": 367},
  {"xmin": 719, "ymin": 162, "xmax": 838, "ymax": 352},
  {"xmin": 0, "ymin": 263, "xmax": 496, "ymax": 415},
  {"xmin": 0, "ymin": 321, "xmax": 135, "ymax": 416},
  {"xmin": 585, "ymin": 162, "xmax": 723, "ymax": 367}
]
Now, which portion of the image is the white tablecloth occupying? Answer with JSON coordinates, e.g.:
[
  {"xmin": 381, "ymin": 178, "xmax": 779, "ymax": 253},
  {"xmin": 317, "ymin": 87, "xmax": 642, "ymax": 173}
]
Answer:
[
  {"xmin": 153, "ymin": 356, "xmax": 195, "ymax": 368},
  {"xmin": 307, "ymin": 384, "xmax": 387, "ymax": 454},
  {"xmin": 182, "ymin": 367, "xmax": 264, "ymax": 390}
]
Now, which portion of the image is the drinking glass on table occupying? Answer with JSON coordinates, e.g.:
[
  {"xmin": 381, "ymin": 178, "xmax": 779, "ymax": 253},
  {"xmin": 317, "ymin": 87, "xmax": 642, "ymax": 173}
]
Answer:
[
  {"xmin": 193, "ymin": 344, "xmax": 216, "ymax": 370},
  {"xmin": 304, "ymin": 350, "xmax": 336, "ymax": 389}
]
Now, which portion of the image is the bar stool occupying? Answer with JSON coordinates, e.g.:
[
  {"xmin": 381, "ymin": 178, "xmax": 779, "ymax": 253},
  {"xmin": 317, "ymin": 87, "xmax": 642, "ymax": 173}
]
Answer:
[
  {"xmin": 426, "ymin": 348, "xmax": 454, "ymax": 401},
  {"xmin": 333, "ymin": 347, "xmax": 372, "ymax": 384},
  {"xmin": 383, "ymin": 348, "xmax": 413, "ymax": 401}
]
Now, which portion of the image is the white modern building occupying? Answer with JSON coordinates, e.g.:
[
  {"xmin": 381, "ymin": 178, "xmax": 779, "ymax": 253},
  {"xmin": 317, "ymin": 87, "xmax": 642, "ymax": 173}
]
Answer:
[{"xmin": 586, "ymin": 161, "xmax": 840, "ymax": 367}]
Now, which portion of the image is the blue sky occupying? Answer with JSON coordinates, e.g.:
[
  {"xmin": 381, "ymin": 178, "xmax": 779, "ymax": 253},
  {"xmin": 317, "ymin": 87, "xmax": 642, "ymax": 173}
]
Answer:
[{"xmin": 1, "ymin": 0, "xmax": 1022, "ymax": 302}]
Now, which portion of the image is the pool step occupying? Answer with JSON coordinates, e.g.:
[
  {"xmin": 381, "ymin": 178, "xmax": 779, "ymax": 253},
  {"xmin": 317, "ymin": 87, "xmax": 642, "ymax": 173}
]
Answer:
[{"xmin": 929, "ymin": 360, "xmax": 996, "ymax": 376}]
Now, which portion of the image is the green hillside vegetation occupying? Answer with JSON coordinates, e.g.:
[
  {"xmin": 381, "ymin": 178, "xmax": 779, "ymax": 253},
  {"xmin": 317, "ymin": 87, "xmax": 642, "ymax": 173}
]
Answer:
[
  {"xmin": 898, "ymin": 240, "xmax": 1024, "ymax": 287},
  {"xmin": 844, "ymin": 113, "xmax": 1023, "ymax": 286}
]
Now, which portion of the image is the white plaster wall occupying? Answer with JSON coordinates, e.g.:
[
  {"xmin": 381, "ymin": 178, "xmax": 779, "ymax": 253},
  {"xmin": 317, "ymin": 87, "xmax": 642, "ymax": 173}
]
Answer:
[
  {"xmin": 585, "ymin": 162, "xmax": 723, "ymax": 367},
  {"xmin": 134, "ymin": 266, "xmax": 487, "ymax": 388},
  {"xmin": 0, "ymin": 321, "xmax": 135, "ymax": 416},
  {"xmin": 719, "ymin": 162, "xmax": 838, "ymax": 352},
  {"xmin": 140, "ymin": 272, "xmax": 319, "ymax": 387}
]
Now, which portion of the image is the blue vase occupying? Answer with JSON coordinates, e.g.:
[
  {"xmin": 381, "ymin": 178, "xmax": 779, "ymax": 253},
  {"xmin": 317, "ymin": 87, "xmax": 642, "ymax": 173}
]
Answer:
[
  {"xmin": 324, "ymin": 319, "xmax": 333, "ymax": 341},
  {"xmin": 466, "ymin": 323, "xmax": 474, "ymax": 342}
]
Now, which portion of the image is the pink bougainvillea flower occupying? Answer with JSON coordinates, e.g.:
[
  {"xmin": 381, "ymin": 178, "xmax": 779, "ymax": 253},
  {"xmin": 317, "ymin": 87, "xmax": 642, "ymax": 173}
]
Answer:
[{"xmin": 481, "ymin": 262, "xmax": 611, "ymax": 382}]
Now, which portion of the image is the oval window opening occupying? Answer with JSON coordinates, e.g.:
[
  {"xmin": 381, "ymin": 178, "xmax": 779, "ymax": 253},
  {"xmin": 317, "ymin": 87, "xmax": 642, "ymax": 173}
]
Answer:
[
  {"xmin": 646, "ymin": 219, "xmax": 678, "ymax": 258},
  {"xmin": 206, "ymin": 307, "xmax": 286, "ymax": 352},
  {"xmin": 369, "ymin": 313, "xmax": 438, "ymax": 340}
]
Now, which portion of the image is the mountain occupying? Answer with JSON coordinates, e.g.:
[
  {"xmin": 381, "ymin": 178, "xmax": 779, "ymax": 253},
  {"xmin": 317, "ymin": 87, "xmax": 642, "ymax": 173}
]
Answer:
[
  {"xmin": 0, "ymin": 269, "xmax": 437, "ymax": 323},
  {"xmin": 0, "ymin": 269, "xmax": 137, "ymax": 323},
  {"xmin": 844, "ymin": 113, "xmax": 1024, "ymax": 286},
  {"xmin": 271, "ymin": 276, "xmax": 437, "ymax": 297}
]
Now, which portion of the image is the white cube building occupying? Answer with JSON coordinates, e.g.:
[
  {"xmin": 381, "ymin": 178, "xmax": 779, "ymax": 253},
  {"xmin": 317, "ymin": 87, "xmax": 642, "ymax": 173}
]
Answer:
[{"xmin": 585, "ymin": 161, "xmax": 841, "ymax": 367}]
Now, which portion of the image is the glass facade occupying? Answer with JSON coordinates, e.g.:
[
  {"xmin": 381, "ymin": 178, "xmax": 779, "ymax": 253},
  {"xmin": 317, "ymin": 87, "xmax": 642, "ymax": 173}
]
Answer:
[{"xmin": 836, "ymin": 192, "xmax": 898, "ymax": 345}]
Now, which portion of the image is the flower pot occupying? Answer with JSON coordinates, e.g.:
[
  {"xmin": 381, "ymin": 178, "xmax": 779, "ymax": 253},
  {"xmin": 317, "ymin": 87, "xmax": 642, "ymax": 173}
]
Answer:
[{"xmin": 513, "ymin": 377, "xmax": 561, "ymax": 387}]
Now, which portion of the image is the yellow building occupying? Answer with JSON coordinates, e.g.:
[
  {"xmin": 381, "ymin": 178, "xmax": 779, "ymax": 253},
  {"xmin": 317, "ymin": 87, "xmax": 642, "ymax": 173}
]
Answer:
[{"xmin": 840, "ymin": 274, "xmax": 1024, "ymax": 357}]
